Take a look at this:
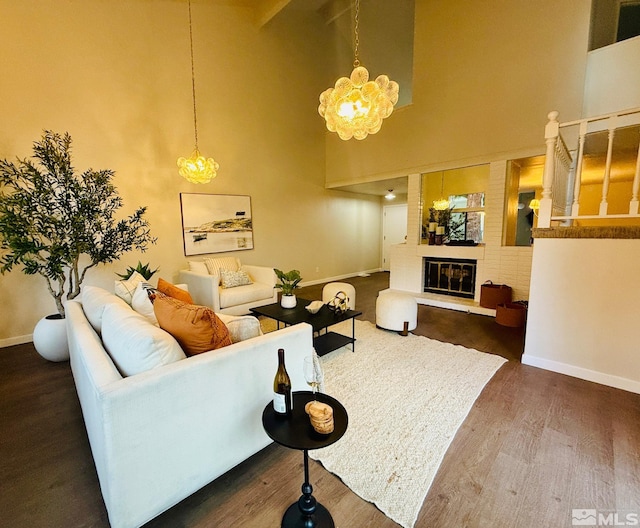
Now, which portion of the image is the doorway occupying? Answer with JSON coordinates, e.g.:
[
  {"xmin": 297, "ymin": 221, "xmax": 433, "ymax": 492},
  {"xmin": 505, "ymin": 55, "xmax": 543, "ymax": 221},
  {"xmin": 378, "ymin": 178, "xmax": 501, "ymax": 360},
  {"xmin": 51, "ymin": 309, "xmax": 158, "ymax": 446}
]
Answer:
[{"xmin": 382, "ymin": 204, "xmax": 407, "ymax": 271}]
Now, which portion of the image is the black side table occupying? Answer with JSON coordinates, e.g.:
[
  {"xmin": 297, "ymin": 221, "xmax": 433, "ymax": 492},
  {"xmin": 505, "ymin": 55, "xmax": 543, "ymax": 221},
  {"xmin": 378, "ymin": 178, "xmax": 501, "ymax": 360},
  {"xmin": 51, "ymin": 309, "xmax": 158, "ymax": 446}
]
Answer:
[{"xmin": 262, "ymin": 391, "xmax": 348, "ymax": 528}]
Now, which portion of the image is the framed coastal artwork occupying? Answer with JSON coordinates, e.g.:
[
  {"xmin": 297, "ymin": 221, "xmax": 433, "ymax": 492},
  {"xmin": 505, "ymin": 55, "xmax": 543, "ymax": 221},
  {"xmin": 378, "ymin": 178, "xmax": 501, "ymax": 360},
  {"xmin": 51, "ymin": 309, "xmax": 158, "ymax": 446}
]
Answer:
[{"xmin": 180, "ymin": 193, "xmax": 254, "ymax": 256}]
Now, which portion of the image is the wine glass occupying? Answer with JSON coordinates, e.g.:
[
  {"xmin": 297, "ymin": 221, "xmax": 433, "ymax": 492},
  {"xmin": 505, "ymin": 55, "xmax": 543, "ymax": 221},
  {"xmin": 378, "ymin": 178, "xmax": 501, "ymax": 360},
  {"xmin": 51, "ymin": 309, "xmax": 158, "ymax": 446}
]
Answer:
[{"xmin": 303, "ymin": 350, "xmax": 324, "ymax": 399}]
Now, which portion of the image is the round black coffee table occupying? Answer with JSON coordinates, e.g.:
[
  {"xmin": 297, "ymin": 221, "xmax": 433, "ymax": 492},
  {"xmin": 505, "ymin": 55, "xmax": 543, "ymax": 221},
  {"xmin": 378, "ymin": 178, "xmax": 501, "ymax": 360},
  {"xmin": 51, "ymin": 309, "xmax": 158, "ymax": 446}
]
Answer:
[{"xmin": 262, "ymin": 391, "xmax": 348, "ymax": 528}]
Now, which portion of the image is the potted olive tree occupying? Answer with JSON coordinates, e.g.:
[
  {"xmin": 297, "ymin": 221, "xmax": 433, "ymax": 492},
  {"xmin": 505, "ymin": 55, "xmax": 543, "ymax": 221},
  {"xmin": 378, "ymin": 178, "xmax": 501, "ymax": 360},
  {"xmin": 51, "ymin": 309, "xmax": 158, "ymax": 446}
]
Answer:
[
  {"xmin": 0, "ymin": 131, "xmax": 156, "ymax": 361},
  {"xmin": 274, "ymin": 268, "xmax": 302, "ymax": 308}
]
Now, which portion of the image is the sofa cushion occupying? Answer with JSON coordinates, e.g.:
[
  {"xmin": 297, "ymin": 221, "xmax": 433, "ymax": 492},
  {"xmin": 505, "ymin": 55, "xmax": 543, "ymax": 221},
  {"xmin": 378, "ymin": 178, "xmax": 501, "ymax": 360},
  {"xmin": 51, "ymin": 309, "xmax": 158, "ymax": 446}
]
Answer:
[
  {"xmin": 82, "ymin": 285, "xmax": 130, "ymax": 333},
  {"xmin": 157, "ymin": 278, "xmax": 194, "ymax": 304},
  {"xmin": 101, "ymin": 302, "xmax": 186, "ymax": 377},
  {"xmin": 131, "ymin": 282, "xmax": 158, "ymax": 326},
  {"xmin": 219, "ymin": 282, "xmax": 275, "ymax": 309},
  {"xmin": 204, "ymin": 256, "xmax": 240, "ymax": 276},
  {"xmin": 217, "ymin": 313, "xmax": 262, "ymax": 343},
  {"xmin": 153, "ymin": 294, "xmax": 232, "ymax": 356},
  {"xmin": 220, "ymin": 269, "xmax": 253, "ymax": 289},
  {"xmin": 114, "ymin": 271, "xmax": 146, "ymax": 305}
]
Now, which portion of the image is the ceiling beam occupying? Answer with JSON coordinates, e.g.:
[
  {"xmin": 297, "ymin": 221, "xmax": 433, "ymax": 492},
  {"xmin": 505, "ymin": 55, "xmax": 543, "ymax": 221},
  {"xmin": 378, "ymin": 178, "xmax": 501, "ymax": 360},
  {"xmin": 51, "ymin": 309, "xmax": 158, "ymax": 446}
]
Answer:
[{"xmin": 254, "ymin": 0, "xmax": 292, "ymax": 27}]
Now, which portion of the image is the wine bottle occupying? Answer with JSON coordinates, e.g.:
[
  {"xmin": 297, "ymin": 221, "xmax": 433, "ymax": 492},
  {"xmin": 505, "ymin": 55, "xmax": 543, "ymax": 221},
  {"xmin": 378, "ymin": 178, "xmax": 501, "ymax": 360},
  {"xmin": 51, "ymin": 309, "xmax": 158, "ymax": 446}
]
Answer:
[{"xmin": 273, "ymin": 348, "xmax": 292, "ymax": 417}]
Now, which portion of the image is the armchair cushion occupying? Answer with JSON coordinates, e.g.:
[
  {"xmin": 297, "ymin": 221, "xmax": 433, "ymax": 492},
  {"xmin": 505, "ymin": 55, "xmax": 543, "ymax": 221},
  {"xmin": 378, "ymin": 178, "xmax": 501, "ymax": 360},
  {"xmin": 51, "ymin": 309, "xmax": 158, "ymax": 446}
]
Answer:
[{"xmin": 219, "ymin": 282, "xmax": 275, "ymax": 310}]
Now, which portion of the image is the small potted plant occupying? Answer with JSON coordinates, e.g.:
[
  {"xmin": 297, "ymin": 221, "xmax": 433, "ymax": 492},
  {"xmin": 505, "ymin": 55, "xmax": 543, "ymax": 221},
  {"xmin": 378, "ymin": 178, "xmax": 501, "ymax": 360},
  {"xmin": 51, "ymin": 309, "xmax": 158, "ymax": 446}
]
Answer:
[
  {"xmin": 116, "ymin": 261, "xmax": 159, "ymax": 281},
  {"xmin": 274, "ymin": 269, "xmax": 302, "ymax": 308}
]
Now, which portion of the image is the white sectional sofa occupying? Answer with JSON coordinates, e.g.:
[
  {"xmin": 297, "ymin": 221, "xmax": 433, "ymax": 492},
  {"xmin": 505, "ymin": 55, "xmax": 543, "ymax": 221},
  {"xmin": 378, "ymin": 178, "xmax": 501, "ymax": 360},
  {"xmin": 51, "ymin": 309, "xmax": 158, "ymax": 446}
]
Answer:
[
  {"xmin": 66, "ymin": 286, "xmax": 312, "ymax": 528},
  {"xmin": 178, "ymin": 260, "xmax": 278, "ymax": 315}
]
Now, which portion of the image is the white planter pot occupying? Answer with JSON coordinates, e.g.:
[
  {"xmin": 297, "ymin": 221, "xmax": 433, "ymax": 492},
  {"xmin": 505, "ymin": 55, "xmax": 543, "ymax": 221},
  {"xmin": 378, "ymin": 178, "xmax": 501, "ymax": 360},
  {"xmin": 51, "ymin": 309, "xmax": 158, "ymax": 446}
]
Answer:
[
  {"xmin": 280, "ymin": 294, "xmax": 297, "ymax": 309},
  {"xmin": 33, "ymin": 314, "xmax": 69, "ymax": 362}
]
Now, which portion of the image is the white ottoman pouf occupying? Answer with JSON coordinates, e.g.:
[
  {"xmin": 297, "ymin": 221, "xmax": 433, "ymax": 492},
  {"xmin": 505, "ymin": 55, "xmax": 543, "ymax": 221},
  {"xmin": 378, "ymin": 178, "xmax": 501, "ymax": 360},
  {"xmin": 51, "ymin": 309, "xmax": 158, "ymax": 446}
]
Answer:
[
  {"xmin": 322, "ymin": 282, "xmax": 356, "ymax": 310},
  {"xmin": 376, "ymin": 292, "xmax": 418, "ymax": 335}
]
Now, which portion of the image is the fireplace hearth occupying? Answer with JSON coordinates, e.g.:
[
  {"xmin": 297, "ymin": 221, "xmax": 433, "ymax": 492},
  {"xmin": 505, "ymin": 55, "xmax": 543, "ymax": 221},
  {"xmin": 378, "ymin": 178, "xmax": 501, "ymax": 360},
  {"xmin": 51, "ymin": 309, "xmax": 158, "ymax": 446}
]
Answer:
[{"xmin": 423, "ymin": 258, "xmax": 477, "ymax": 299}]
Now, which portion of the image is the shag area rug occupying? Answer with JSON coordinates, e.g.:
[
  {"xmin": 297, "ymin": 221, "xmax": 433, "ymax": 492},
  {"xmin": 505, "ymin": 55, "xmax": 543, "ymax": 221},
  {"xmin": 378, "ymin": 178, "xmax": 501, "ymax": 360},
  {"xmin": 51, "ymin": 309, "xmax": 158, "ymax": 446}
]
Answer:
[{"xmin": 305, "ymin": 320, "xmax": 507, "ymax": 528}]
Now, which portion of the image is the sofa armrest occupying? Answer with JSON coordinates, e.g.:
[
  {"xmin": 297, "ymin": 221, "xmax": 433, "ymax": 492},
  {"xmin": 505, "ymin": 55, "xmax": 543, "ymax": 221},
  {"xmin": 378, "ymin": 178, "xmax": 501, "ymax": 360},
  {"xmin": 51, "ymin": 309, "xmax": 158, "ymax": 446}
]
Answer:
[
  {"xmin": 242, "ymin": 264, "xmax": 276, "ymax": 287},
  {"xmin": 178, "ymin": 270, "xmax": 221, "ymax": 311}
]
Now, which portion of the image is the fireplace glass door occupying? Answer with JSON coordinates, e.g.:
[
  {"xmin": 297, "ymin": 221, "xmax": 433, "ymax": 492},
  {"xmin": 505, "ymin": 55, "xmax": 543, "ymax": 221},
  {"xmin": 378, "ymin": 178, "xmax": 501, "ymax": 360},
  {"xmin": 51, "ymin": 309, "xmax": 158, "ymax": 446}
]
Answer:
[{"xmin": 424, "ymin": 258, "xmax": 476, "ymax": 299}]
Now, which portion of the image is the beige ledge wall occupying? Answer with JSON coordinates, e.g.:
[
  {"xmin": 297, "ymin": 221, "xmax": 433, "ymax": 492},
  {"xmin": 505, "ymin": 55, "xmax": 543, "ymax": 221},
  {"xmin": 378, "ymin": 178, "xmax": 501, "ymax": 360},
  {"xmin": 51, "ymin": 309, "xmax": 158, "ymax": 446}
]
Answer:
[
  {"xmin": 325, "ymin": 0, "xmax": 591, "ymax": 187},
  {"xmin": 523, "ymin": 236, "xmax": 640, "ymax": 394}
]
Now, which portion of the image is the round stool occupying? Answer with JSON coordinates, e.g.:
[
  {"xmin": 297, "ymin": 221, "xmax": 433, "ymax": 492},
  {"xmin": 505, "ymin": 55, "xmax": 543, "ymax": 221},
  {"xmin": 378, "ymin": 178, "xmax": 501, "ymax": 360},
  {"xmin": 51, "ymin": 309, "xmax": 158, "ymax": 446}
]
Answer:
[
  {"xmin": 322, "ymin": 282, "xmax": 356, "ymax": 310},
  {"xmin": 376, "ymin": 292, "xmax": 417, "ymax": 336}
]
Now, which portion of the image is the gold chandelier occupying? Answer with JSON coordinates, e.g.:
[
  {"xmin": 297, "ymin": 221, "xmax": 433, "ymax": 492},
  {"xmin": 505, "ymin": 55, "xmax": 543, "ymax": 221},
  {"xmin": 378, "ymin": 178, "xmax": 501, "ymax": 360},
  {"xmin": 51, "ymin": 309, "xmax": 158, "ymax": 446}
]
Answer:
[
  {"xmin": 432, "ymin": 172, "xmax": 449, "ymax": 210},
  {"xmin": 318, "ymin": 0, "xmax": 399, "ymax": 140},
  {"xmin": 177, "ymin": 0, "xmax": 219, "ymax": 184}
]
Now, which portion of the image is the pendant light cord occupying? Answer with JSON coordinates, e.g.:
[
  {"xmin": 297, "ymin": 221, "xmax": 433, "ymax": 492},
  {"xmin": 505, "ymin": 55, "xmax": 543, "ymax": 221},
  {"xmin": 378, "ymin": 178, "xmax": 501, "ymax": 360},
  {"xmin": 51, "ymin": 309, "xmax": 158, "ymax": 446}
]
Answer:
[
  {"xmin": 188, "ymin": 0, "xmax": 199, "ymax": 151},
  {"xmin": 353, "ymin": 0, "xmax": 360, "ymax": 68}
]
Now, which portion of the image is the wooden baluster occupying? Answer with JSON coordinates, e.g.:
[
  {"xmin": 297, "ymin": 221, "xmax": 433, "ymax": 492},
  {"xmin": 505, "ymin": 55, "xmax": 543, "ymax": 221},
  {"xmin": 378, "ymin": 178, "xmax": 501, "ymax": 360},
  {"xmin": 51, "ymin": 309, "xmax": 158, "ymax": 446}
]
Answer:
[
  {"xmin": 563, "ymin": 155, "xmax": 576, "ymax": 226},
  {"xmin": 571, "ymin": 121, "xmax": 587, "ymax": 218},
  {"xmin": 630, "ymin": 128, "xmax": 640, "ymax": 215},
  {"xmin": 599, "ymin": 116, "xmax": 617, "ymax": 216},
  {"xmin": 538, "ymin": 111, "xmax": 559, "ymax": 228}
]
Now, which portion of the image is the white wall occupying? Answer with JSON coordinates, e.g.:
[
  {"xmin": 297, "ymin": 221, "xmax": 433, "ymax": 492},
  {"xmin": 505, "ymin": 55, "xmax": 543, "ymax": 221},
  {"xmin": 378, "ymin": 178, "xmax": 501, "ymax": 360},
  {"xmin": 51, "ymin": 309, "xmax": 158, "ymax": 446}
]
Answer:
[
  {"xmin": 583, "ymin": 36, "xmax": 640, "ymax": 116},
  {"xmin": 523, "ymin": 237, "xmax": 640, "ymax": 394}
]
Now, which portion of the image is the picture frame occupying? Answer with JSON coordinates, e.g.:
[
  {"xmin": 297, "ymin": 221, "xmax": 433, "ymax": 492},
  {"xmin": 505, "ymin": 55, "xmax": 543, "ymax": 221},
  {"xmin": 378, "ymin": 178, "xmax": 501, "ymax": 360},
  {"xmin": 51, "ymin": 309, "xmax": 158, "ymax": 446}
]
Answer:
[{"xmin": 180, "ymin": 193, "xmax": 254, "ymax": 256}]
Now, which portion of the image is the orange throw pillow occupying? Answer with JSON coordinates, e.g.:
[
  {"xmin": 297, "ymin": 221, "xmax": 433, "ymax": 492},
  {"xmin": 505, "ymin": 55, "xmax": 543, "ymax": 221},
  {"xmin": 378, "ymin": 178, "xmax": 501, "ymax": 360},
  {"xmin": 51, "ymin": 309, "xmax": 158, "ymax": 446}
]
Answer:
[
  {"xmin": 157, "ymin": 277, "xmax": 194, "ymax": 304},
  {"xmin": 153, "ymin": 294, "xmax": 231, "ymax": 356}
]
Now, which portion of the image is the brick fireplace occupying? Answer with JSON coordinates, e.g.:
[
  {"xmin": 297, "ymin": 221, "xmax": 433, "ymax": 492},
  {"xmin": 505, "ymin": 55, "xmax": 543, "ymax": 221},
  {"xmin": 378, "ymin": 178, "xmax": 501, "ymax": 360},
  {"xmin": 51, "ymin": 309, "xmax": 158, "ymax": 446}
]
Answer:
[{"xmin": 387, "ymin": 169, "xmax": 533, "ymax": 316}]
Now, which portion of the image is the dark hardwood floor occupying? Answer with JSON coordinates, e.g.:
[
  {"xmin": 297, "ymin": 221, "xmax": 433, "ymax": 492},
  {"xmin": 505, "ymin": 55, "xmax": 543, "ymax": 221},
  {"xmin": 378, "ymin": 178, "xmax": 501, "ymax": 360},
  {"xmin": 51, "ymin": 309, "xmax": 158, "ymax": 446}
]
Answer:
[{"xmin": 1, "ymin": 272, "xmax": 638, "ymax": 527}]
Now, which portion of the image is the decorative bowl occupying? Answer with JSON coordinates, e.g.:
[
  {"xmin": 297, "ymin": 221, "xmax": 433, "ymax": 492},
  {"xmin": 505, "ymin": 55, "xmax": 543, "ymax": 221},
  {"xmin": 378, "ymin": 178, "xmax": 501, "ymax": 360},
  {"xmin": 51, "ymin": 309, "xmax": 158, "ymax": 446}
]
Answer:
[{"xmin": 305, "ymin": 300, "xmax": 324, "ymax": 314}]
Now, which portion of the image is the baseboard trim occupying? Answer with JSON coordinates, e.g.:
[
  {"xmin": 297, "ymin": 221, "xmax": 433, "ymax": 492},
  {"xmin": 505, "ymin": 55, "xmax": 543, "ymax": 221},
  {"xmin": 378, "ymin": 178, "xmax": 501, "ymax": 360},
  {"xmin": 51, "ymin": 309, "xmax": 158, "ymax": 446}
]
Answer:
[
  {"xmin": 522, "ymin": 354, "xmax": 640, "ymax": 395},
  {"xmin": 0, "ymin": 334, "xmax": 33, "ymax": 349},
  {"xmin": 300, "ymin": 269, "xmax": 383, "ymax": 288}
]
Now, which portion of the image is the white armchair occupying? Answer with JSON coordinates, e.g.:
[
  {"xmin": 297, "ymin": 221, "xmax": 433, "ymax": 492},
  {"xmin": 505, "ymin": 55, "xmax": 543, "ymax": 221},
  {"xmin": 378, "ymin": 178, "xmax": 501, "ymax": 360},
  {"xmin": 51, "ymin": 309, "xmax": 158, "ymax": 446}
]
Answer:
[{"xmin": 178, "ymin": 263, "xmax": 277, "ymax": 316}]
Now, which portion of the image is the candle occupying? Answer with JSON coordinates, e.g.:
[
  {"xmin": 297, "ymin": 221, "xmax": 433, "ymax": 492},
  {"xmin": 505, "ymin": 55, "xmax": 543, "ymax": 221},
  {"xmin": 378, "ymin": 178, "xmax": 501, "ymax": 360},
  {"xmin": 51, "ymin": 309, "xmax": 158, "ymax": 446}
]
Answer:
[{"xmin": 436, "ymin": 226, "xmax": 445, "ymax": 235}]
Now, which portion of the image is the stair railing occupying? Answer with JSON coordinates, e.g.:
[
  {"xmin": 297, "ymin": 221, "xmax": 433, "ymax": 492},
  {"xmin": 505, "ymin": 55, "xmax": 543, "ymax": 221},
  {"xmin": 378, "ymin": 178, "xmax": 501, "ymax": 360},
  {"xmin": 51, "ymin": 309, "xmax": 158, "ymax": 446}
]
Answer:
[{"xmin": 538, "ymin": 107, "xmax": 640, "ymax": 228}]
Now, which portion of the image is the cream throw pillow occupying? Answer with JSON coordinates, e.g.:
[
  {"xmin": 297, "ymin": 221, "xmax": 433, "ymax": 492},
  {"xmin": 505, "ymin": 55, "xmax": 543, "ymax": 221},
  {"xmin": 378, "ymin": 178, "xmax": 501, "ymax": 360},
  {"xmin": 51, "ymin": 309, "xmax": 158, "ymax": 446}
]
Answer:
[
  {"xmin": 131, "ymin": 282, "xmax": 158, "ymax": 326},
  {"xmin": 220, "ymin": 269, "xmax": 253, "ymax": 289},
  {"xmin": 204, "ymin": 256, "xmax": 240, "ymax": 276},
  {"xmin": 114, "ymin": 270, "xmax": 146, "ymax": 305}
]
